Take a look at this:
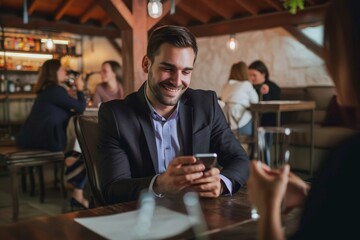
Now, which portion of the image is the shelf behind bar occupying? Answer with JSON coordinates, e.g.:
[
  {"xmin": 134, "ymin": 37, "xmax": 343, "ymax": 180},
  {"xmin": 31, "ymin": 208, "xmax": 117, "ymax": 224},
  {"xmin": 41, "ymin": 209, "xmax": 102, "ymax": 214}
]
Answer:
[{"xmin": 0, "ymin": 93, "xmax": 36, "ymax": 100}]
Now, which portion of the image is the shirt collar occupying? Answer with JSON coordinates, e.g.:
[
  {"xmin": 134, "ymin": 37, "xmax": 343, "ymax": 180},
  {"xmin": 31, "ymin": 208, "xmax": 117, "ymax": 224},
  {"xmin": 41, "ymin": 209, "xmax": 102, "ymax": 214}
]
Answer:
[{"xmin": 144, "ymin": 84, "xmax": 180, "ymax": 121}]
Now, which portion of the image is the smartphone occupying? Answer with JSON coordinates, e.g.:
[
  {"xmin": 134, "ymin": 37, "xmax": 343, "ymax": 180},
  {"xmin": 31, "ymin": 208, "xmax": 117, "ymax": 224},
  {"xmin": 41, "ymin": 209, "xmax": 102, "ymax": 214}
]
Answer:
[{"xmin": 194, "ymin": 153, "xmax": 218, "ymax": 170}]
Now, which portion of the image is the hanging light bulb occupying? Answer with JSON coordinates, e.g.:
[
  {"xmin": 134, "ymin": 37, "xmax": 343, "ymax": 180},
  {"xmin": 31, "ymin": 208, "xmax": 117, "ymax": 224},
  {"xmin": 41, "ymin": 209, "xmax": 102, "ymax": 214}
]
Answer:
[
  {"xmin": 46, "ymin": 38, "xmax": 54, "ymax": 50},
  {"xmin": 227, "ymin": 34, "xmax": 238, "ymax": 51},
  {"xmin": 148, "ymin": 0, "xmax": 163, "ymax": 19}
]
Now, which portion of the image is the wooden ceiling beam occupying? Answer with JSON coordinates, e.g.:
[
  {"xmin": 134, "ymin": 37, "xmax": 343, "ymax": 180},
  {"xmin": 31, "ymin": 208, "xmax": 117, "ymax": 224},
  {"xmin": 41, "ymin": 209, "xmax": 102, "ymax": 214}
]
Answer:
[
  {"xmin": 166, "ymin": 10, "xmax": 190, "ymax": 26},
  {"xmin": 0, "ymin": 15, "xmax": 120, "ymax": 38},
  {"xmin": 306, "ymin": 0, "xmax": 316, "ymax": 5},
  {"xmin": 177, "ymin": 3, "xmax": 210, "ymax": 23},
  {"xmin": 264, "ymin": 0, "xmax": 283, "ymax": 11},
  {"xmin": 283, "ymin": 25, "xmax": 323, "ymax": 58},
  {"xmin": 198, "ymin": 0, "xmax": 233, "ymax": 19},
  {"xmin": 235, "ymin": 0, "xmax": 258, "ymax": 16},
  {"xmin": 101, "ymin": 17, "xmax": 112, "ymax": 27},
  {"xmin": 189, "ymin": 4, "xmax": 327, "ymax": 37},
  {"xmin": 80, "ymin": 2, "xmax": 97, "ymax": 24},
  {"xmin": 96, "ymin": 0, "xmax": 133, "ymax": 30},
  {"xmin": 147, "ymin": 0, "xmax": 183, "ymax": 30},
  {"xmin": 55, "ymin": 0, "xmax": 75, "ymax": 21},
  {"xmin": 28, "ymin": 0, "xmax": 40, "ymax": 16}
]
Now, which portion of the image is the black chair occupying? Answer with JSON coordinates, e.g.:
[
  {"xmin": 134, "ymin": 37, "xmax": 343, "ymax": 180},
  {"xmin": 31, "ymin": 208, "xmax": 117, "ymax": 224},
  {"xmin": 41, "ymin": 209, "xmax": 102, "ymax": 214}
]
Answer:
[{"xmin": 74, "ymin": 115, "xmax": 105, "ymax": 206}]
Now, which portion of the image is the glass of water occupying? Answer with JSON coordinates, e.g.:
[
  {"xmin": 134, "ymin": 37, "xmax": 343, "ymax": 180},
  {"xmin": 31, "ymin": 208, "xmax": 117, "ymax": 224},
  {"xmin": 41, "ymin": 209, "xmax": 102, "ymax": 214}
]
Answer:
[{"xmin": 251, "ymin": 126, "xmax": 292, "ymax": 220}]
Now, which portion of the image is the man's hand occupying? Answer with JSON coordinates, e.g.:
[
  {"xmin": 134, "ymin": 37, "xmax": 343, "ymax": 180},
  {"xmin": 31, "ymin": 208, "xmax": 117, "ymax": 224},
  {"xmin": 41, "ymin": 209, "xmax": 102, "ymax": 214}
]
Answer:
[
  {"xmin": 154, "ymin": 156, "xmax": 205, "ymax": 195},
  {"xmin": 186, "ymin": 167, "xmax": 222, "ymax": 198}
]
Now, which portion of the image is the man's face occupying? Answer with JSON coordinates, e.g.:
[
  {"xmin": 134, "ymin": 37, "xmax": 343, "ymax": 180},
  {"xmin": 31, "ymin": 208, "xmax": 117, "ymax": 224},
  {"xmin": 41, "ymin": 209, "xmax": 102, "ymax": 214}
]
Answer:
[{"xmin": 144, "ymin": 43, "xmax": 195, "ymax": 109}]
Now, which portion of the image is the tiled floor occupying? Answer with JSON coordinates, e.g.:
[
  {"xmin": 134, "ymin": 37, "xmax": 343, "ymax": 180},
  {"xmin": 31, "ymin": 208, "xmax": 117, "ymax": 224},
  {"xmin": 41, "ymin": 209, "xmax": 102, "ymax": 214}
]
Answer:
[{"xmin": 0, "ymin": 164, "xmax": 74, "ymax": 225}]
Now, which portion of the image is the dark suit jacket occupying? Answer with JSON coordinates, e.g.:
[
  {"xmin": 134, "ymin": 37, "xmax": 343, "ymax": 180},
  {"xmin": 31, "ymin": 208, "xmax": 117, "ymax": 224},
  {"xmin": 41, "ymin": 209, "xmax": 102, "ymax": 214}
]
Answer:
[{"xmin": 97, "ymin": 83, "xmax": 249, "ymax": 204}]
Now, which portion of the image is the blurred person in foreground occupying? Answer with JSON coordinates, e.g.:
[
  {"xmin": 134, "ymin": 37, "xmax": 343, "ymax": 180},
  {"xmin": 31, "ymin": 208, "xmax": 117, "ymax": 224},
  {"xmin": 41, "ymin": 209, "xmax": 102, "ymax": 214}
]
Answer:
[
  {"xmin": 247, "ymin": 0, "xmax": 360, "ymax": 239},
  {"xmin": 97, "ymin": 25, "xmax": 249, "ymax": 204}
]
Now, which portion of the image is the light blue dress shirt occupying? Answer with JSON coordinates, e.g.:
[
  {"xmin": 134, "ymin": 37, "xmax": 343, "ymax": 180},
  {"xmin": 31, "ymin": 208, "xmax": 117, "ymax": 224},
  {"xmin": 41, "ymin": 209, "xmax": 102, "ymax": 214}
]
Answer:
[{"xmin": 144, "ymin": 89, "xmax": 232, "ymax": 197}]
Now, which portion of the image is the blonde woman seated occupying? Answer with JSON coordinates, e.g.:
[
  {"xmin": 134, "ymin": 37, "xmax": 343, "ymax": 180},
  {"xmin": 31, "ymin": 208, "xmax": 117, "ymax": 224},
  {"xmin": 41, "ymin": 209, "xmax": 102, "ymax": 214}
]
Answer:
[
  {"xmin": 221, "ymin": 61, "xmax": 259, "ymax": 136},
  {"xmin": 92, "ymin": 60, "xmax": 124, "ymax": 107}
]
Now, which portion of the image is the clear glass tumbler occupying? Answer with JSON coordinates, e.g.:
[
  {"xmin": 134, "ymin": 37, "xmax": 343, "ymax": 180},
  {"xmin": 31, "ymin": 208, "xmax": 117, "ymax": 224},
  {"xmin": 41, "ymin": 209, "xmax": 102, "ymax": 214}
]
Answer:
[{"xmin": 251, "ymin": 126, "xmax": 291, "ymax": 220}]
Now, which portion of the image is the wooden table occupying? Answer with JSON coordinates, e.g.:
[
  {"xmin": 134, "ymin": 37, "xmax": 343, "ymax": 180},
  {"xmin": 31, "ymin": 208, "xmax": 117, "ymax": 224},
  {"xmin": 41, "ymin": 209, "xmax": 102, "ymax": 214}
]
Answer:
[
  {"xmin": 0, "ymin": 190, "xmax": 301, "ymax": 239},
  {"xmin": 250, "ymin": 100, "xmax": 316, "ymax": 175}
]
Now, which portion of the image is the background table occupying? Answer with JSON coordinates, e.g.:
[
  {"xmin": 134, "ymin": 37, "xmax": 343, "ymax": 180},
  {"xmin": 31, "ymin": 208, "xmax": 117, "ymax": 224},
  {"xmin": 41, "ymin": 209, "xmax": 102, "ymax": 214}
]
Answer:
[{"xmin": 250, "ymin": 100, "xmax": 316, "ymax": 175}]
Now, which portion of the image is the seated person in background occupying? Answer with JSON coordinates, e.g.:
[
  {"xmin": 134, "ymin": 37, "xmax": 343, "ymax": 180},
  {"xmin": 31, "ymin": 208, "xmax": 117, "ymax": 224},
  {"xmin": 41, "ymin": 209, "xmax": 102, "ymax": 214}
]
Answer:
[
  {"xmin": 97, "ymin": 25, "xmax": 250, "ymax": 204},
  {"xmin": 92, "ymin": 60, "xmax": 125, "ymax": 107},
  {"xmin": 16, "ymin": 59, "xmax": 89, "ymax": 209},
  {"xmin": 221, "ymin": 61, "xmax": 259, "ymax": 136},
  {"xmin": 247, "ymin": 0, "xmax": 360, "ymax": 239},
  {"xmin": 248, "ymin": 60, "xmax": 281, "ymax": 126}
]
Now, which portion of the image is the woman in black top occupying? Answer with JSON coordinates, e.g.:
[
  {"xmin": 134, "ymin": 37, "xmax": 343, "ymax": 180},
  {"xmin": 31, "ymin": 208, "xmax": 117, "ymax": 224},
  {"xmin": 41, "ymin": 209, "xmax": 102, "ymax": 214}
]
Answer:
[
  {"xmin": 17, "ymin": 59, "xmax": 89, "ymax": 209},
  {"xmin": 248, "ymin": 60, "xmax": 281, "ymax": 126}
]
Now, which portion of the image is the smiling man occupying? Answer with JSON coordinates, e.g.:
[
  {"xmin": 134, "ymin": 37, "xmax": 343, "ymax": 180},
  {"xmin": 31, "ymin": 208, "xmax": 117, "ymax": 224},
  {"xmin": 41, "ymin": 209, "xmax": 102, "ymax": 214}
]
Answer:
[{"xmin": 97, "ymin": 25, "xmax": 249, "ymax": 204}]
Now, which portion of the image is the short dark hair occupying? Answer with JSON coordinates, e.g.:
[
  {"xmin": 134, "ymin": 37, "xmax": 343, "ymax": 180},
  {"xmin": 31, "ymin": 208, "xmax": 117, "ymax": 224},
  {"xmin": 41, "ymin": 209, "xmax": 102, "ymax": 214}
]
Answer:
[
  {"xmin": 147, "ymin": 25, "xmax": 198, "ymax": 62},
  {"xmin": 249, "ymin": 60, "xmax": 270, "ymax": 80}
]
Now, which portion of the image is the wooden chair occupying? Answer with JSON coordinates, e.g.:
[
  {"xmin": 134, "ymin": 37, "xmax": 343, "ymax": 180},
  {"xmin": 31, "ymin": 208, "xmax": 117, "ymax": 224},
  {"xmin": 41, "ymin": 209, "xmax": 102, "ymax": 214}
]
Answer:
[
  {"xmin": 74, "ymin": 115, "xmax": 105, "ymax": 207},
  {"xmin": 0, "ymin": 147, "xmax": 66, "ymax": 222},
  {"xmin": 232, "ymin": 129, "xmax": 256, "ymax": 158}
]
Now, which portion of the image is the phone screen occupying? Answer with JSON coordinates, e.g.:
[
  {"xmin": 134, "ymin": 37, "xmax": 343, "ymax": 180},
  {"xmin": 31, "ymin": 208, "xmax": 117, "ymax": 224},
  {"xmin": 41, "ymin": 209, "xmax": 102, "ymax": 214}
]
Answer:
[{"xmin": 194, "ymin": 153, "xmax": 217, "ymax": 170}]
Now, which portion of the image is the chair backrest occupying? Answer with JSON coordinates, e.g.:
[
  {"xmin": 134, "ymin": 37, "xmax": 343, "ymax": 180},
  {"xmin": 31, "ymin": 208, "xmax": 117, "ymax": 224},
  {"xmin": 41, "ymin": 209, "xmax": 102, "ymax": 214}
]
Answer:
[{"xmin": 74, "ymin": 115, "xmax": 105, "ymax": 206}]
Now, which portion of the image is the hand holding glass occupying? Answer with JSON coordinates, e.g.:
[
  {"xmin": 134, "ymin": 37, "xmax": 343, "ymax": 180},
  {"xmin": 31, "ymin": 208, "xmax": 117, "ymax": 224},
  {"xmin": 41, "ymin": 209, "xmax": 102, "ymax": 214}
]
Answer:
[{"xmin": 251, "ymin": 127, "xmax": 291, "ymax": 220}]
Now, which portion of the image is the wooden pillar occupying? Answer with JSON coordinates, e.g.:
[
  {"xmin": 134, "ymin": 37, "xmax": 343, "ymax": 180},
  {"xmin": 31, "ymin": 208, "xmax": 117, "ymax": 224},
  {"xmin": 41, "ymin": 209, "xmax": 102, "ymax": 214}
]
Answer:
[{"xmin": 121, "ymin": 0, "xmax": 147, "ymax": 96}]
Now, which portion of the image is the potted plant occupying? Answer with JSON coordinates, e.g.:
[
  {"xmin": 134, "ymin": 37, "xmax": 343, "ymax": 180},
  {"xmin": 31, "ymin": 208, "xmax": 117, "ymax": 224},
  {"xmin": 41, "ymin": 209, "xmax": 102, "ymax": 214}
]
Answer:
[{"xmin": 283, "ymin": 0, "xmax": 305, "ymax": 14}]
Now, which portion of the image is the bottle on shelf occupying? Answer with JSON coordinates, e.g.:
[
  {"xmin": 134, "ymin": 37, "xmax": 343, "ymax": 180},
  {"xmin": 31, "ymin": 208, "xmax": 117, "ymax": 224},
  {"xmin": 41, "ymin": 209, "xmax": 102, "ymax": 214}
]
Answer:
[
  {"xmin": 0, "ymin": 74, "xmax": 5, "ymax": 93},
  {"xmin": 14, "ymin": 37, "xmax": 19, "ymax": 50},
  {"xmin": 0, "ymin": 56, "xmax": 4, "ymax": 69},
  {"xmin": 6, "ymin": 57, "xmax": 14, "ymax": 70},
  {"xmin": 29, "ymin": 37, "xmax": 35, "ymax": 51},
  {"xmin": 23, "ymin": 37, "xmax": 30, "ymax": 51},
  {"xmin": 8, "ymin": 80, "xmax": 15, "ymax": 93},
  {"xmin": 35, "ymin": 39, "xmax": 41, "ymax": 52},
  {"xmin": 15, "ymin": 78, "xmax": 22, "ymax": 92}
]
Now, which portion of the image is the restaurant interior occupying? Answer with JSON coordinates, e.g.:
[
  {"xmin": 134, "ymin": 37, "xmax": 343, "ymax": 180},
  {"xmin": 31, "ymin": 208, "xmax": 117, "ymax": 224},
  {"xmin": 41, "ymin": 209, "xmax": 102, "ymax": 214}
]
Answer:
[{"xmin": 2, "ymin": 0, "xmax": 355, "ymax": 239}]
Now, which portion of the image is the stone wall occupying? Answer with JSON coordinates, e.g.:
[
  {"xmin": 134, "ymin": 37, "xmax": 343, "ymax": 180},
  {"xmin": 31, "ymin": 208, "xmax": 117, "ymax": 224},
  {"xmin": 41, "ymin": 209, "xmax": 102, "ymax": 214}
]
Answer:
[
  {"xmin": 82, "ymin": 27, "xmax": 333, "ymax": 96},
  {"xmin": 191, "ymin": 27, "xmax": 333, "ymax": 96}
]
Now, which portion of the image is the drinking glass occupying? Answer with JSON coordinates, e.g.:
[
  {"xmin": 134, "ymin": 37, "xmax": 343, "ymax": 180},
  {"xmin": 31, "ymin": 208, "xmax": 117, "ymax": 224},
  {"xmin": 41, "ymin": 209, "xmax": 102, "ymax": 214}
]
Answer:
[{"xmin": 251, "ymin": 126, "xmax": 291, "ymax": 220}]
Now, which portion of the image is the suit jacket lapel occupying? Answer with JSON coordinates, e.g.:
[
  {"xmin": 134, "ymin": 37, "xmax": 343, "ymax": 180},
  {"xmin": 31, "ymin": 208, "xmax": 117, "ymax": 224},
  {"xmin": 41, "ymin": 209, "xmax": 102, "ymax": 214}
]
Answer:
[
  {"xmin": 179, "ymin": 98, "xmax": 193, "ymax": 155},
  {"xmin": 136, "ymin": 84, "xmax": 159, "ymax": 172}
]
